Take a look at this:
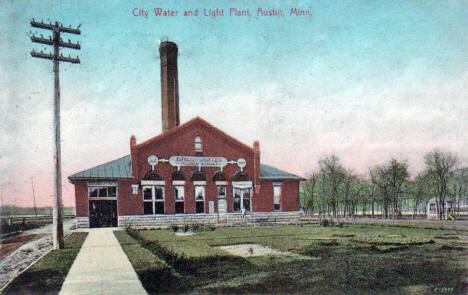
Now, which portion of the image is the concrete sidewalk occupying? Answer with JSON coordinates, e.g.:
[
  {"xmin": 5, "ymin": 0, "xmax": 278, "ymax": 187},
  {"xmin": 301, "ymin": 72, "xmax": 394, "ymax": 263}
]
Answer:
[{"xmin": 59, "ymin": 228, "xmax": 147, "ymax": 295}]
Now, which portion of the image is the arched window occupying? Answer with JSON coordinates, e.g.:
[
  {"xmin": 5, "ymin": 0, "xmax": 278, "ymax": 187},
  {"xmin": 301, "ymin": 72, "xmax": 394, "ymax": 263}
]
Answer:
[
  {"xmin": 213, "ymin": 171, "xmax": 227, "ymax": 182},
  {"xmin": 191, "ymin": 170, "xmax": 207, "ymax": 182},
  {"xmin": 143, "ymin": 170, "xmax": 163, "ymax": 181},
  {"xmin": 195, "ymin": 136, "xmax": 202, "ymax": 153},
  {"xmin": 232, "ymin": 171, "xmax": 249, "ymax": 182},
  {"xmin": 171, "ymin": 170, "xmax": 186, "ymax": 181}
]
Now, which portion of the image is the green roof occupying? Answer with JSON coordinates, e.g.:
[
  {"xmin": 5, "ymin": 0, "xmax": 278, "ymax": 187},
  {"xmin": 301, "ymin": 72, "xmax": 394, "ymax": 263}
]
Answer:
[
  {"xmin": 68, "ymin": 155, "xmax": 132, "ymax": 180},
  {"xmin": 69, "ymin": 156, "xmax": 303, "ymax": 181},
  {"xmin": 259, "ymin": 164, "xmax": 305, "ymax": 180}
]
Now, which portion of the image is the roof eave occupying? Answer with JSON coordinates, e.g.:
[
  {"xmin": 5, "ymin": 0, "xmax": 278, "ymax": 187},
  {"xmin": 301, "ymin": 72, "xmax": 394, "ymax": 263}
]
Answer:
[
  {"xmin": 260, "ymin": 176, "xmax": 306, "ymax": 181},
  {"xmin": 68, "ymin": 176, "xmax": 133, "ymax": 181}
]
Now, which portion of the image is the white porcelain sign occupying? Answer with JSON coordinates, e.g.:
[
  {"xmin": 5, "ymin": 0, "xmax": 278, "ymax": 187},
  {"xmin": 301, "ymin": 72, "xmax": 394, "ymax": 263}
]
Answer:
[
  {"xmin": 169, "ymin": 156, "xmax": 227, "ymax": 167},
  {"xmin": 147, "ymin": 155, "xmax": 159, "ymax": 168}
]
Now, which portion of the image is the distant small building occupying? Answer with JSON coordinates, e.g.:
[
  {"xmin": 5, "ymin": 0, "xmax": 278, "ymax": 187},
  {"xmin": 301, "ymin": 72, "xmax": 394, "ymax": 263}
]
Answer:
[
  {"xmin": 68, "ymin": 41, "xmax": 304, "ymax": 228},
  {"xmin": 426, "ymin": 198, "xmax": 456, "ymax": 219}
]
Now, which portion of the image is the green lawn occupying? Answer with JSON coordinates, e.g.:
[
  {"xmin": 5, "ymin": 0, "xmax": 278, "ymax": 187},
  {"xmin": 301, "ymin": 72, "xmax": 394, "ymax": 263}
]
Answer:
[
  {"xmin": 2, "ymin": 232, "xmax": 88, "ymax": 295},
  {"xmin": 116, "ymin": 224, "xmax": 468, "ymax": 295}
]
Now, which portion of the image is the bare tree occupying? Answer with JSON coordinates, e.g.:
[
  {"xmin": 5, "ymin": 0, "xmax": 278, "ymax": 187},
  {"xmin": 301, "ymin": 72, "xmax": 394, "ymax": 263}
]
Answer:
[
  {"xmin": 410, "ymin": 173, "xmax": 431, "ymax": 218},
  {"xmin": 424, "ymin": 150, "xmax": 458, "ymax": 220},
  {"xmin": 318, "ymin": 155, "xmax": 346, "ymax": 217},
  {"xmin": 301, "ymin": 172, "xmax": 319, "ymax": 214},
  {"xmin": 370, "ymin": 159, "xmax": 409, "ymax": 219}
]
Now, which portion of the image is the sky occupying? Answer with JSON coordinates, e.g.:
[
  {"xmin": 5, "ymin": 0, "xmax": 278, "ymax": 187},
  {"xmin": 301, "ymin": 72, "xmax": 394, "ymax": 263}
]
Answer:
[{"xmin": 0, "ymin": 0, "xmax": 467, "ymax": 207}]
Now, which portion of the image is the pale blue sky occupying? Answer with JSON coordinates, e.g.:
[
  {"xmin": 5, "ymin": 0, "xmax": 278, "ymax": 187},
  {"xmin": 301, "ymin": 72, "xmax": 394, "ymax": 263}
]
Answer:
[{"xmin": 1, "ymin": 0, "xmax": 467, "ymax": 206}]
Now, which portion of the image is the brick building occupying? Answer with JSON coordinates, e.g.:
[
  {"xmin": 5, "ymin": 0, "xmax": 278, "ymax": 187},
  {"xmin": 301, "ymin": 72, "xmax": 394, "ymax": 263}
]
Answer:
[{"xmin": 69, "ymin": 41, "xmax": 304, "ymax": 228}]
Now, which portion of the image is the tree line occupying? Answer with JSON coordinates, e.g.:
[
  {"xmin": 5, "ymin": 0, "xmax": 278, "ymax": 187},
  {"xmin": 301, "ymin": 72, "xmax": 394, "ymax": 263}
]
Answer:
[{"xmin": 300, "ymin": 150, "xmax": 467, "ymax": 220}]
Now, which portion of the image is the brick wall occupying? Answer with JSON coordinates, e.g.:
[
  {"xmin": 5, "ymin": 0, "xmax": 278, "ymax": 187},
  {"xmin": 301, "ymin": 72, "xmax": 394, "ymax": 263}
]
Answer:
[{"xmin": 74, "ymin": 180, "xmax": 88, "ymax": 217}]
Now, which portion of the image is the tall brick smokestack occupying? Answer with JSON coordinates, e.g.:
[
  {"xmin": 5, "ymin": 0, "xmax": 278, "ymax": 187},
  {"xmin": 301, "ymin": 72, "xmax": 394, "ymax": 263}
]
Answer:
[{"xmin": 159, "ymin": 41, "xmax": 180, "ymax": 132}]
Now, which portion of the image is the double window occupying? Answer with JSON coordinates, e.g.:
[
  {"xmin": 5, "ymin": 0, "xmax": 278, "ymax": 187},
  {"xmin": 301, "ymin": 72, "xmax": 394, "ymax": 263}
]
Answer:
[
  {"xmin": 174, "ymin": 185, "xmax": 185, "ymax": 214},
  {"xmin": 195, "ymin": 186, "xmax": 205, "ymax": 213},
  {"xmin": 233, "ymin": 188, "xmax": 251, "ymax": 212},
  {"xmin": 273, "ymin": 183, "xmax": 281, "ymax": 211},
  {"xmin": 143, "ymin": 186, "xmax": 164, "ymax": 215}
]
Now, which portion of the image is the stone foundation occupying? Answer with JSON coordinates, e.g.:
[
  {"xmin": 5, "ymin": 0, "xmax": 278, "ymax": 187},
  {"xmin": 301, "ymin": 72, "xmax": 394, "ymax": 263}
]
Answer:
[
  {"xmin": 75, "ymin": 211, "xmax": 312, "ymax": 228},
  {"xmin": 119, "ymin": 211, "xmax": 304, "ymax": 228},
  {"xmin": 76, "ymin": 216, "xmax": 90, "ymax": 228}
]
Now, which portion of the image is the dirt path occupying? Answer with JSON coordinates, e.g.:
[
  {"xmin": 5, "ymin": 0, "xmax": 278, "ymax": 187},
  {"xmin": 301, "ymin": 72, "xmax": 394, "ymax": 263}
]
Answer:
[
  {"xmin": 0, "ymin": 235, "xmax": 37, "ymax": 259},
  {"xmin": 0, "ymin": 219, "xmax": 75, "ymax": 290}
]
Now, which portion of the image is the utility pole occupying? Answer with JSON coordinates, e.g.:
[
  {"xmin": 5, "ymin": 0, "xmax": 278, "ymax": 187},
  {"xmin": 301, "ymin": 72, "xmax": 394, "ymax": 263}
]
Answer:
[
  {"xmin": 30, "ymin": 19, "xmax": 81, "ymax": 250},
  {"xmin": 30, "ymin": 177, "xmax": 37, "ymax": 216}
]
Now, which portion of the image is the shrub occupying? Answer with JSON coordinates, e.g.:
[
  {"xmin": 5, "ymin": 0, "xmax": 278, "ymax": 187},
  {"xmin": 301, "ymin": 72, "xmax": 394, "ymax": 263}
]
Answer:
[
  {"xmin": 190, "ymin": 223, "xmax": 202, "ymax": 232},
  {"xmin": 205, "ymin": 225, "xmax": 216, "ymax": 231},
  {"xmin": 320, "ymin": 219, "xmax": 329, "ymax": 227},
  {"xmin": 182, "ymin": 224, "xmax": 189, "ymax": 233},
  {"xmin": 169, "ymin": 224, "xmax": 179, "ymax": 233}
]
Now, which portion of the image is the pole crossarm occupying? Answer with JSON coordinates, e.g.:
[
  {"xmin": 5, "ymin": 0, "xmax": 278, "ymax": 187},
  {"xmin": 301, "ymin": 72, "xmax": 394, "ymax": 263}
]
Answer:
[
  {"xmin": 31, "ymin": 50, "xmax": 80, "ymax": 63},
  {"xmin": 31, "ymin": 35, "xmax": 81, "ymax": 50},
  {"xmin": 31, "ymin": 19, "xmax": 81, "ymax": 35}
]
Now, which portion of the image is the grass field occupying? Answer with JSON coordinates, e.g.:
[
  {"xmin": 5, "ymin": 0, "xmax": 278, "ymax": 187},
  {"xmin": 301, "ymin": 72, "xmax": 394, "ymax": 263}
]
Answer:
[
  {"xmin": 116, "ymin": 224, "xmax": 468, "ymax": 295},
  {"xmin": 2, "ymin": 232, "xmax": 88, "ymax": 295}
]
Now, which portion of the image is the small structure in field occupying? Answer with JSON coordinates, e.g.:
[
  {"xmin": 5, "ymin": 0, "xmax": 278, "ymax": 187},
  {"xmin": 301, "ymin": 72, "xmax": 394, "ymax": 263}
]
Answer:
[{"xmin": 217, "ymin": 244, "xmax": 290, "ymax": 257}]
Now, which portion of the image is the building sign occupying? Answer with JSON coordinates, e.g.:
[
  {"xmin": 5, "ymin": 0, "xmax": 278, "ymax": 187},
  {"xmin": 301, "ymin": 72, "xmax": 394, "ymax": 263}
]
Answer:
[
  {"xmin": 169, "ymin": 156, "xmax": 228, "ymax": 167},
  {"xmin": 237, "ymin": 158, "xmax": 246, "ymax": 168},
  {"xmin": 147, "ymin": 155, "xmax": 159, "ymax": 170}
]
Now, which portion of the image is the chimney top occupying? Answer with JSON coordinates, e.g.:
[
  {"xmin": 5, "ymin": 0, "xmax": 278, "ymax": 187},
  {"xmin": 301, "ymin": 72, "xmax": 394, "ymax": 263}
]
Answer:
[{"xmin": 159, "ymin": 41, "xmax": 178, "ymax": 50}]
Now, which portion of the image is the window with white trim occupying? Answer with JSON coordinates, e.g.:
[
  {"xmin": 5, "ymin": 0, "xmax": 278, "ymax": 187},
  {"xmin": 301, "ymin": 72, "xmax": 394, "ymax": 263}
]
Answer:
[
  {"xmin": 233, "ymin": 187, "xmax": 251, "ymax": 212},
  {"xmin": 195, "ymin": 136, "xmax": 202, "ymax": 153},
  {"xmin": 174, "ymin": 185, "xmax": 184, "ymax": 214},
  {"xmin": 88, "ymin": 186, "xmax": 117, "ymax": 199},
  {"xmin": 195, "ymin": 185, "xmax": 205, "ymax": 213},
  {"xmin": 273, "ymin": 183, "xmax": 281, "ymax": 211},
  {"xmin": 143, "ymin": 186, "xmax": 164, "ymax": 215}
]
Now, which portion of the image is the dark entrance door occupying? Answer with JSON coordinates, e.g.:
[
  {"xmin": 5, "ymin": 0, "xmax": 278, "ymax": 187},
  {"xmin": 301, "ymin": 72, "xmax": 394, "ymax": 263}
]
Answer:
[{"xmin": 89, "ymin": 200, "xmax": 117, "ymax": 228}]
